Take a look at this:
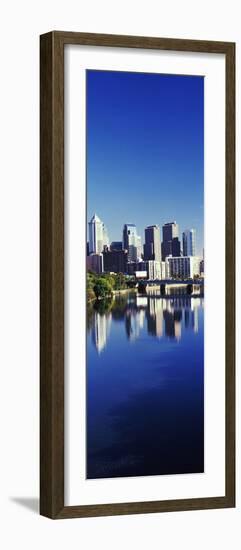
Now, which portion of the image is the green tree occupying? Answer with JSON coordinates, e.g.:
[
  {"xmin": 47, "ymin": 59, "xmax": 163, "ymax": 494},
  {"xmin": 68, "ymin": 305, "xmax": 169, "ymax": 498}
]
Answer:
[
  {"xmin": 93, "ymin": 278, "xmax": 113, "ymax": 299},
  {"xmin": 113, "ymin": 272, "xmax": 127, "ymax": 290}
]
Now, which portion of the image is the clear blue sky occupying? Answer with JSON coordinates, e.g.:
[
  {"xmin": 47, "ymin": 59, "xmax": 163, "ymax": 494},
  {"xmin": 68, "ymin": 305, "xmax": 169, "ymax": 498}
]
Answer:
[{"xmin": 86, "ymin": 70, "xmax": 204, "ymax": 255}]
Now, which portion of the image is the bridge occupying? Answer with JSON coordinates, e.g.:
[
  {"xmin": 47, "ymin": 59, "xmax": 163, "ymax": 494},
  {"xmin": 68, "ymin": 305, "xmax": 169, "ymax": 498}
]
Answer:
[{"xmin": 137, "ymin": 279, "xmax": 204, "ymax": 297}]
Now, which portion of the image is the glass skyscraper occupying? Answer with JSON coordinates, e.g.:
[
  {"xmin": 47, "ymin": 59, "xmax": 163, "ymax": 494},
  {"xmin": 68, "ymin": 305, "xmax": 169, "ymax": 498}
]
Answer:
[
  {"xmin": 182, "ymin": 229, "xmax": 196, "ymax": 256},
  {"xmin": 123, "ymin": 224, "xmax": 140, "ymax": 262},
  {"xmin": 88, "ymin": 213, "xmax": 109, "ymax": 254},
  {"xmin": 144, "ymin": 225, "xmax": 161, "ymax": 262},
  {"xmin": 161, "ymin": 221, "xmax": 181, "ymax": 260}
]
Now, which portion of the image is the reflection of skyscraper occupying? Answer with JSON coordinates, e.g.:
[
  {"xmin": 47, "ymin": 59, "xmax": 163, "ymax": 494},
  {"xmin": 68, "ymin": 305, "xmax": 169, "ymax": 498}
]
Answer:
[
  {"xmin": 144, "ymin": 225, "xmax": 161, "ymax": 262},
  {"xmin": 92, "ymin": 312, "xmax": 111, "ymax": 353},
  {"xmin": 163, "ymin": 301, "xmax": 182, "ymax": 340},
  {"xmin": 184, "ymin": 299, "xmax": 199, "ymax": 333},
  {"xmin": 191, "ymin": 298, "xmax": 199, "ymax": 333},
  {"xmin": 125, "ymin": 310, "xmax": 144, "ymax": 341},
  {"xmin": 147, "ymin": 297, "xmax": 163, "ymax": 338},
  {"xmin": 89, "ymin": 213, "xmax": 109, "ymax": 254},
  {"xmin": 161, "ymin": 222, "xmax": 181, "ymax": 260},
  {"xmin": 183, "ymin": 229, "xmax": 196, "ymax": 256}
]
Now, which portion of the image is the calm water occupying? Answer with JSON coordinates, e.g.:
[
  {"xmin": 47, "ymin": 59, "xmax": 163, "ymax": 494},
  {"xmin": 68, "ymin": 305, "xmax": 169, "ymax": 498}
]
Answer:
[{"xmin": 87, "ymin": 291, "xmax": 204, "ymax": 479}]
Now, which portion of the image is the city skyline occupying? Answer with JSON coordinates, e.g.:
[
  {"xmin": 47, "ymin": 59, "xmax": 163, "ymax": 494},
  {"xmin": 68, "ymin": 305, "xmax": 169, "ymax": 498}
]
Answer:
[
  {"xmin": 87, "ymin": 70, "xmax": 204, "ymax": 256},
  {"xmin": 86, "ymin": 69, "xmax": 204, "ymax": 481},
  {"xmin": 87, "ymin": 211, "xmax": 202, "ymax": 259}
]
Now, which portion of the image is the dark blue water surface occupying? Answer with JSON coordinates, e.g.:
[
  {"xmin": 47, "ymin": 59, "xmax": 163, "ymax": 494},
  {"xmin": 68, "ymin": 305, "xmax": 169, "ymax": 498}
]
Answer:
[{"xmin": 87, "ymin": 291, "xmax": 204, "ymax": 479}]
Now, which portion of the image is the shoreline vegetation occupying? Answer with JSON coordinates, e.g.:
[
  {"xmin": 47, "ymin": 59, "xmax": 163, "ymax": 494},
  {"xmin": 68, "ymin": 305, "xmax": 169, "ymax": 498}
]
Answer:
[
  {"xmin": 87, "ymin": 270, "xmax": 203, "ymax": 304},
  {"xmin": 87, "ymin": 271, "xmax": 133, "ymax": 303}
]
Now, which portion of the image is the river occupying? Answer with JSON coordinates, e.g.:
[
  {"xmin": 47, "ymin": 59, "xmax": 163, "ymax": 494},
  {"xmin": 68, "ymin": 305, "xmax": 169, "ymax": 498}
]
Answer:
[{"xmin": 87, "ymin": 290, "xmax": 204, "ymax": 479}]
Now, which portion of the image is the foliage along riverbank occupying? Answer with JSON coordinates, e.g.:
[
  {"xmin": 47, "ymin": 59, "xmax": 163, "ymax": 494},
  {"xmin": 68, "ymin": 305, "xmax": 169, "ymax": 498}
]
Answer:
[{"xmin": 87, "ymin": 271, "xmax": 132, "ymax": 302}]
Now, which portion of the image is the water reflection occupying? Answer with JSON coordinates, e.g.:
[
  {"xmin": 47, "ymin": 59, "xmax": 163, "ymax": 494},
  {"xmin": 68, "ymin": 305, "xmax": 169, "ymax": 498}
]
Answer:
[
  {"xmin": 88, "ymin": 292, "xmax": 203, "ymax": 353},
  {"xmin": 87, "ymin": 290, "xmax": 204, "ymax": 479}
]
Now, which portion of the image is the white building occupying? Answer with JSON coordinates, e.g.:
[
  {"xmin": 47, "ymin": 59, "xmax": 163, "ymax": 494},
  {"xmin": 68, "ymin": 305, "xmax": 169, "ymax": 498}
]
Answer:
[
  {"xmin": 167, "ymin": 256, "xmax": 200, "ymax": 279},
  {"xmin": 136, "ymin": 235, "xmax": 142, "ymax": 261},
  {"xmin": 89, "ymin": 213, "xmax": 109, "ymax": 254},
  {"xmin": 146, "ymin": 260, "xmax": 162, "ymax": 280}
]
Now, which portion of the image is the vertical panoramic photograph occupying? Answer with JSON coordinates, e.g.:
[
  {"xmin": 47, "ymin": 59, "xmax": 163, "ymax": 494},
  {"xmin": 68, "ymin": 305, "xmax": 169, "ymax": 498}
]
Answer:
[{"xmin": 86, "ymin": 69, "xmax": 204, "ymax": 479}]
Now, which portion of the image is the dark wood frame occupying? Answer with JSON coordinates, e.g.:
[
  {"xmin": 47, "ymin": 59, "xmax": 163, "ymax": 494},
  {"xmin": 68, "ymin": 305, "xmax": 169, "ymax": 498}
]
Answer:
[{"xmin": 40, "ymin": 31, "xmax": 235, "ymax": 519}]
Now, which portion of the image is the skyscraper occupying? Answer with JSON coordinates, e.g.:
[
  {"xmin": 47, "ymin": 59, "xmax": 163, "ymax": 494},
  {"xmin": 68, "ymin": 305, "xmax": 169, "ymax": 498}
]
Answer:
[
  {"xmin": 182, "ymin": 229, "xmax": 196, "ymax": 256},
  {"xmin": 123, "ymin": 224, "xmax": 140, "ymax": 262},
  {"xmin": 161, "ymin": 221, "xmax": 181, "ymax": 260},
  {"xmin": 144, "ymin": 225, "xmax": 161, "ymax": 262},
  {"xmin": 88, "ymin": 214, "xmax": 109, "ymax": 254},
  {"xmin": 103, "ymin": 249, "xmax": 128, "ymax": 273}
]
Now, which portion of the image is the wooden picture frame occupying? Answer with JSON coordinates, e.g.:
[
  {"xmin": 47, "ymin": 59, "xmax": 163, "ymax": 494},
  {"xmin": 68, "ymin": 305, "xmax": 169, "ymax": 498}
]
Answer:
[{"xmin": 40, "ymin": 31, "xmax": 235, "ymax": 519}]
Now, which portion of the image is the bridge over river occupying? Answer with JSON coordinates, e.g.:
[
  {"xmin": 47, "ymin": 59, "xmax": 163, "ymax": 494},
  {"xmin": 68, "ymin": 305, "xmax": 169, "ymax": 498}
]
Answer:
[{"xmin": 137, "ymin": 279, "xmax": 204, "ymax": 297}]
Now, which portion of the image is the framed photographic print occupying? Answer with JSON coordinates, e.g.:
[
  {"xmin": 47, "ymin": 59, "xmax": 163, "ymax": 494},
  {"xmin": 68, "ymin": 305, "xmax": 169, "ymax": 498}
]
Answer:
[{"xmin": 40, "ymin": 31, "xmax": 235, "ymax": 519}]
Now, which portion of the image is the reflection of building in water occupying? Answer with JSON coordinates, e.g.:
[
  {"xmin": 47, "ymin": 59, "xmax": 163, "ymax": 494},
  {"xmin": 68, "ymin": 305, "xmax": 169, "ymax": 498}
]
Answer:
[
  {"xmin": 92, "ymin": 312, "xmax": 112, "ymax": 353},
  {"xmin": 147, "ymin": 297, "xmax": 163, "ymax": 338},
  {"xmin": 184, "ymin": 298, "xmax": 199, "ymax": 333},
  {"xmin": 125, "ymin": 309, "xmax": 145, "ymax": 341},
  {"xmin": 191, "ymin": 298, "xmax": 199, "ymax": 333},
  {"xmin": 162, "ymin": 300, "xmax": 182, "ymax": 340}
]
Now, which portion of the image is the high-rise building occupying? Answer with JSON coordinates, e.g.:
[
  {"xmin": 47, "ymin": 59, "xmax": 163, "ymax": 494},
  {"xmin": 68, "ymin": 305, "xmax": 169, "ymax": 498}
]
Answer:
[
  {"xmin": 161, "ymin": 221, "xmax": 181, "ymax": 260},
  {"xmin": 88, "ymin": 213, "xmax": 109, "ymax": 254},
  {"xmin": 144, "ymin": 225, "xmax": 161, "ymax": 262},
  {"xmin": 110, "ymin": 241, "xmax": 123, "ymax": 251},
  {"xmin": 182, "ymin": 229, "xmax": 196, "ymax": 256},
  {"xmin": 86, "ymin": 253, "xmax": 103, "ymax": 274},
  {"xmin": 136, "ymin": 235, "xmax": 143, "ymax": 261},
  {"xmin": 167, "ymin": 256, "xmax": 201, "ymax": 279},
  {"xmin": 123, "ymin": 224, "xmax": 140, "ymax": 262},
  {"xmin": 172, "ymin": 236, "xmax": 181, "ymax": 257},
  {"xmin": 103, "ymin": 249, "xmax": 128, "ymax": 273}
]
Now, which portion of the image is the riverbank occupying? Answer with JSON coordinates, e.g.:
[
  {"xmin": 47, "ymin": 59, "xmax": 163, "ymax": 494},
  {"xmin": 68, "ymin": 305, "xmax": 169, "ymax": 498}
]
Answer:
[{"xmin": 112, "ymin": 288, "xmax": 137, "ymax": 296}]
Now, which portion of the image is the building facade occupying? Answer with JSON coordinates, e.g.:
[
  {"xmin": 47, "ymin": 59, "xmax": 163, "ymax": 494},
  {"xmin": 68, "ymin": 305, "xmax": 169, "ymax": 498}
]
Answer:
[
  {"xmin": 88, "ymin": 213, "xmax": 109, "ymax": 254},
  {"xmin": 144, "ymin": 225, "xmax": 161, "ymax": 262},
  {"xmin": 110, "ymin": 241, "xmax": 123, "ymax": 251},
  {"xmin": 182, "ymin": 229, "xmax": 196, "ymax": 256},
  {"xmin": 86, "ymin": 253, "xmax": 103, "ymax": 274},
  {"xmin": 103, "ymin": 249, "xmax": 128, "ymax": 273},
  {"xmin": 167, "ymin": 256, "xmax": 201, "ymax": 279},
  {"xmin": 123, "ymin": 223, "xmax": 141, "ymax": 262},
  {"xmin": 161, "ymin": 221, "xmax": 181, "ymax": 260}
]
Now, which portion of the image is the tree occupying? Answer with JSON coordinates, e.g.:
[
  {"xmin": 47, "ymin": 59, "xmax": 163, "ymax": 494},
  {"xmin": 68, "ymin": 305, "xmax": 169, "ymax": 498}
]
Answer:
[
  {"xmin": 93, "ymin": 278, "xmax": 113, "ymax": 299},
  {"xmin": 113, "ymin": 272, "xmax": 127, "ymax": 290}
]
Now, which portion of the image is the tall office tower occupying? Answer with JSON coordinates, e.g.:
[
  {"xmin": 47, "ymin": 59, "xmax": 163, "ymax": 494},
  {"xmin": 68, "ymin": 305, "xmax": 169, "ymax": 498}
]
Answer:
[
  {"xmin": 103, "ymin": 249, "xmax": 128, "ymax": 273},
  {"xmin": 86, "ymin": 253, "xmax": 103, "ymax": 274},
  {"xmin": 144, "ymin": 225, "xmax": 161, "ymax": 262},
  {"xmin": 123, "ymin": 223, "xmax": 139, "ymax": 262},
  {"xmin": 89, "ymin": 213, "xmax": 109, "ymax": 254},
  {"xmin": 172, "ymin": 236, "xmax": 181, "ymax": 257},
  {"xmin": 161, "ymin": 221, "xmax": 181, "ymax": 260},
  {"xmin": 110, "ymin": 241, "xmax": 123, "ymax": 251},
  {"xmin": 182, "ymin": 229, "xmax": 196, "ymax": 256},
  {"xmin": 102, "ymin": 223, "xmax": 109, "ymax": 249},
  {"xmin": 136, "ymin": 235, "xmax": 142, "ymax": 260}
]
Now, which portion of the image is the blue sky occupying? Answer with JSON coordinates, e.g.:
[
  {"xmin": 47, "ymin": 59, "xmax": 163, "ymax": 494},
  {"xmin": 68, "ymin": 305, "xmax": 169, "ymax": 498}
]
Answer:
[{"xmin": 86, "ymin": 70, "xmax": 204, "ymax": 255}]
